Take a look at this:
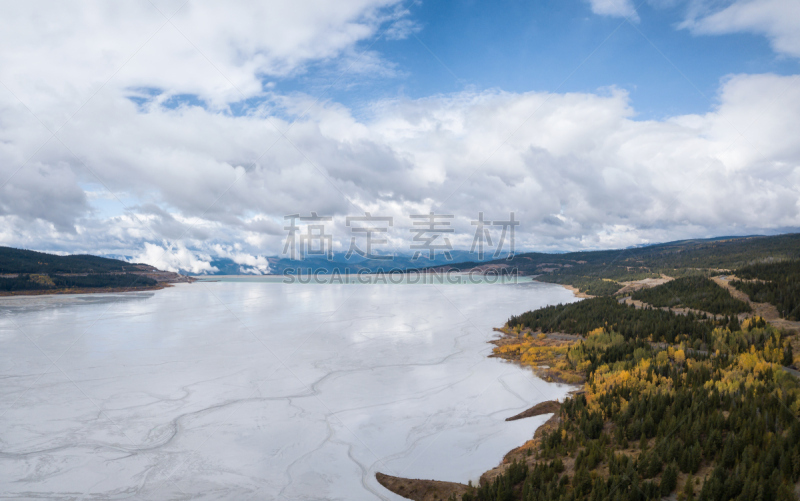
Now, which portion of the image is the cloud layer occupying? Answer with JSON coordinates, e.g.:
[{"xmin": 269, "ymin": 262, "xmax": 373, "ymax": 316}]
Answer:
[{"xmin": 1, "ymin": 1, "xmax": 799, "ymax": 272}]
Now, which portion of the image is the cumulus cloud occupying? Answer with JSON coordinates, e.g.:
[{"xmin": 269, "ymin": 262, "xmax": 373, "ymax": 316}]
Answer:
[
  {"xmin": 682, "ymin": 0, "xmax": 800, "ymax": 57},
  {"xmin": 586, "ymin": 0, "xmax": 640, "ymax": 20},
  {"xmin": 5, "ymin": 72, "xmax": 800, "ymax": 263},
  {"xmin": 0, "ymin": 0, "xmax": 405, "ymax": 110},
  {"xmin": 212, "ymin": 244, "xmax": 271, "ymax": 274},
  {"xmin": 131, "ymin": 242, "xmax": 218, "ymax": 274}
]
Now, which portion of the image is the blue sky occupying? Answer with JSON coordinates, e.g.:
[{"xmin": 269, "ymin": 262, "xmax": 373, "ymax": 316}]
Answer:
[{"xmin": 283, "ymin": 0, "xmax": 798, "ymax": 119}]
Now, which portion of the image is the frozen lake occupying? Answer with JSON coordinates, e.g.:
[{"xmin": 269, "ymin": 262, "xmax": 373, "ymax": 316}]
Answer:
[{"xmin": 0, "ymin": 280, "xmax": 578, "ymax": 500}]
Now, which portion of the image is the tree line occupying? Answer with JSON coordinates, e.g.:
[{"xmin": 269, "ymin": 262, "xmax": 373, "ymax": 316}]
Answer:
[
  {"xmin": 507, "ymin": 297, "xmax": 714, "ymax": 345},
  {"xmin": 0, "ymin": 273, "xmax": 157, "ymax": 291}
]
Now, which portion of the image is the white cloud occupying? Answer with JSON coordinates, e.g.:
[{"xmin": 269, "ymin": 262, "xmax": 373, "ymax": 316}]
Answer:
[
  {"xmin": 212, "ymin": 244, "xmax": 271, "ymax": 274},
  {"xmin": 0, "ymin": 0, "xmax": 405, "ymax": 115},
  {"xmin": 586, "ymin": 0, "xmax": 640, "ymax": 20},
  {"xmin": 131, "ymin": 242, "xmax": 218, "ymax": 274},
  {"xmin": 682, "ymin": 0, "xmax": 800, "ymax": 57}
]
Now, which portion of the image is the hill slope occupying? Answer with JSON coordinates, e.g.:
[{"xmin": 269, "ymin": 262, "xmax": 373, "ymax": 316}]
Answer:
[
  {"xmin": 440, "ymin": 233, "xmax": 800, "ymax": 297},
  {"xmin": 0, "ymin": 246, "xmax": 154, "ymax": 274},
  {"xmin": 0, "ymin": 246, "xmax": 189, "ymax": 294}
]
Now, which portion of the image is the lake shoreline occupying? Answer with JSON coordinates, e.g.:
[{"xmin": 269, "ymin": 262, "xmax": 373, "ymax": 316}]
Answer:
[
  {"xmin": 375, "ymin": 287, "xmax": 585, "ymax": 501},
  {"xmin": 0, "ymin": 284, "xmax": 170, "ymax": 297},
  {"xmin": 558, "ymin": 284, "xmax": 594, "ymax": 299}
]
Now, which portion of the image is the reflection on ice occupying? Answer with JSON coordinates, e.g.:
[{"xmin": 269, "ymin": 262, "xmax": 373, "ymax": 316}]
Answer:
[{"xmin": 0, "ymin": 281, "xmax": 578, "ymax": 500}]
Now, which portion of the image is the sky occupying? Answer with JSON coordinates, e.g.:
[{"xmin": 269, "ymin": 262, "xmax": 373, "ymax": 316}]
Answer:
[{"xmin": 0, "ymin": 0, "xmax": 799, "ymax": 273}]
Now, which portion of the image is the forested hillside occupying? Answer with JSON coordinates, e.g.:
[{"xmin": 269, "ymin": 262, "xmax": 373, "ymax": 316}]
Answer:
[
  {"xmin": 732, "ymin": 261, "xmax": 800, "ymax": 321},
  {"xmin": 455, "ymin": 302, "xmax": 799, "ymax": 501},
  {"xmin": 0, "ymin": 246, "xmax": 147, "ymax": 274},
  {"xmin": 438, "ymin": 234, "xmax": 800, "ymax": 328},
  {"xmin": 631, "ymin": 276, "xmax": 751, "ymax": 316},
  {"xmin": 443, "ymin": 233, "xmax": 800, "ymax": 301},
  {"xmin": 507, "ymin": 296, "xmax": 721, "ymax": 345},
  {"xmin": 0, "ymin": 246, "xmax": 172, "ymax": 294}
]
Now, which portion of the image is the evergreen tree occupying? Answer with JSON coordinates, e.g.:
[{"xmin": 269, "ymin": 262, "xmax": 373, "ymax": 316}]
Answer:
[
  {"xmin": 682, "ymin": 475, "xmax": 694, "ymax": 501},
  {"xmin": 660, "ymin": 463, "xmax": 678, "ymax": 496}
]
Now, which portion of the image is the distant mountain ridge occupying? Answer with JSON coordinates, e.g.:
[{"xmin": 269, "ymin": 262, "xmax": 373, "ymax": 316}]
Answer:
[
  {"xmin": 146, "ymin": 233, "xmax": 800, "ymax": 276},
  {"xmin": 430, "ymin": 233, "xmax": 800, "ymax": 296},
  {"xmin": 436, "ymin": 233, "xmax": 800, "ymax": 273},
  {"xmin": 4, "ymin": 233, "xmax": 799, "ymax": 279},
  {"xmin": 204, "ymin": 250, "xmax": 500, "ymax": 276}
]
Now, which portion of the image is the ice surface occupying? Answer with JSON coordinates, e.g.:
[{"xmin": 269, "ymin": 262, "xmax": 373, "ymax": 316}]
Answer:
[{"xmin": 0, "ymin": 281, "xmax": 579, "ymax": 500}]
